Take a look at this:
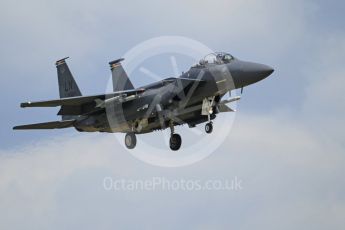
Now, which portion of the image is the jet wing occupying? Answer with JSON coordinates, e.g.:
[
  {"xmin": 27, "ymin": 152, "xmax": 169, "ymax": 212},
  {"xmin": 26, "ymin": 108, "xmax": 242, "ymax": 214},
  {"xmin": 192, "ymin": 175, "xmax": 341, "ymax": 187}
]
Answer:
[
  {"xmin": 20, "ymin": 77, "xmax": 203, "ymax": 108},
  {"xmin": 20, "ymin": 88, "xmax": 145, "ymax": 108},
  {"xmin": 13, "ymin": 119, "xmax": 75, "ymax": 130},
  {"xmin": 19, "ymin": 78, "xmax": 204, "ymax": 117}
]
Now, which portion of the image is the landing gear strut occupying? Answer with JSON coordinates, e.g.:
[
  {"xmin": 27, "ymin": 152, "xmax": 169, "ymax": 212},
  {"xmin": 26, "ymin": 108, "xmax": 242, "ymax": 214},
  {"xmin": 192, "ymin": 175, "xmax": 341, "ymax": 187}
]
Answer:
[
  {"xmin": 169, "ymin": 123, "xmax": 182, "ymax": 151},
  {"xmin": 125, "ymin": 133, "xmax": 136, "ymax": 149}
]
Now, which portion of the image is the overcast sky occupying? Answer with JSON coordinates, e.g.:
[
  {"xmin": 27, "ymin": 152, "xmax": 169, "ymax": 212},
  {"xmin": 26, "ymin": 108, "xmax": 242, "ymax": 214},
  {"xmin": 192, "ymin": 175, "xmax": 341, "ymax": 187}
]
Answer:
[{"xmin": 0, "ymin": 0, "xmax": 345, "ymax": 229}]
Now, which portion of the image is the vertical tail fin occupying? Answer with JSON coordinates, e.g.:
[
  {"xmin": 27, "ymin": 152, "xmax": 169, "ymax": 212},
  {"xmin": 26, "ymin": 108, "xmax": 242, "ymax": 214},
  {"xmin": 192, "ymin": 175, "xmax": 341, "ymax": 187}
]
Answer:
[
  {"xmin": 56, "ymin": 57, "xmax": 82, "ymax": 121},
  {"xmin": 56, "ymin": 57, "xmax": 82, "ymax": 98},
  {"xmin": 109, "ymin": 58, "xmax": 134, "ymax": 91}
]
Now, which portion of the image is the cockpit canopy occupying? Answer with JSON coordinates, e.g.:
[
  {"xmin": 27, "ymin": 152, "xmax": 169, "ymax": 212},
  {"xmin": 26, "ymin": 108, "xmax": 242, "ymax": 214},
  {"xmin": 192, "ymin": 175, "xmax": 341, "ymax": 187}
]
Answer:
[{"xmin": 198, "ymin": 52, "xmax": 234, "ymax": 66}]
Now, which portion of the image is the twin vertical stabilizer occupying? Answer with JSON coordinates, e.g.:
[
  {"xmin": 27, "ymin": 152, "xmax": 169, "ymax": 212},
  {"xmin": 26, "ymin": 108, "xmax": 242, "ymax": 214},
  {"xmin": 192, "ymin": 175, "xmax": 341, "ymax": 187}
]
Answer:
[
  {"xmin": 56, "ymin": 57, "xmax": 82, "ymax": 98},
  {"xmin": 56, "ymin": 57, "xmax": 82, "ymax": 120},
  {"xmin": 109, "ymin": 58, "xmax": 134, "ymax": 91}
]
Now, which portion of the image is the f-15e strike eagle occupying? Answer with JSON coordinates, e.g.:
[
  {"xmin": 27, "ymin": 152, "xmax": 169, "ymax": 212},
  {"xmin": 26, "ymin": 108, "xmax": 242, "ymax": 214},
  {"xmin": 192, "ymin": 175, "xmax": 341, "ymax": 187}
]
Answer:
[{"xmin": 14, "ymin": 53, "xmax": 274, "ymax": 151}]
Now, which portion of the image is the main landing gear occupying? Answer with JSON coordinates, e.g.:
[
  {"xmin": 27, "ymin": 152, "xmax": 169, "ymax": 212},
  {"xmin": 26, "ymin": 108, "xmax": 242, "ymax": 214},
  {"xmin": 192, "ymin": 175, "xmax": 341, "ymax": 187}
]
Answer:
[
  {"xmin": 125, "ymin": 133, "xmax": 136, "ymax": 149},
  {"xmin": 169, "ymin": 124, "xmax": 182, "ymax": 151},
  {"xmin": 124, "ymin": 128, "xmax": 182, "ymax": 151},
  {"xmin": 205, "ymin": 122, "xmax": 213, "ymax": 134}
]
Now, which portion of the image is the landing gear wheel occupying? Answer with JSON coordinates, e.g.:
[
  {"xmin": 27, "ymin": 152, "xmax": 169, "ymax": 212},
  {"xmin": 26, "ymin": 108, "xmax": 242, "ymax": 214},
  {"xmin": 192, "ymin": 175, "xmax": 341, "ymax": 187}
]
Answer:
[
  {"xmin": 169, "ymin": 133, "xmax": 182, "ymax": 151},
  {"xmin": 205, "ymin": 122, "xmax": 213, "ymax": 134},
  {"xmin": 125, "ymin": 133, "xmax": 137, "ymax": 149}
]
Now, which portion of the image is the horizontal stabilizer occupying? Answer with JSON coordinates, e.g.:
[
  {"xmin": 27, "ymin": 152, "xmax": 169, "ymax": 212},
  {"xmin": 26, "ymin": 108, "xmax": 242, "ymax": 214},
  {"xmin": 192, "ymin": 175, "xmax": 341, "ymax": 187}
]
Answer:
[{"xmin": 13, "ymin": 119, "xmax": 75, "ymax": 130}]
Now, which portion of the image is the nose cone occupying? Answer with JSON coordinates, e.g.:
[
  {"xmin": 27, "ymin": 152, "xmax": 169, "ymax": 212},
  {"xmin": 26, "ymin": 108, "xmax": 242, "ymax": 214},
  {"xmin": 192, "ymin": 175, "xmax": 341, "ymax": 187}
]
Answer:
[
  {"xmin": 240, "ymin": 62, "xmax": 274, "ymax": 86},
  {"xmin": 257, "ymin": 64, "xmax": 274, "ymax": 78},
  {"xmin": 247, "ymin": 63, "xmax": 274, "ymax": 79}
]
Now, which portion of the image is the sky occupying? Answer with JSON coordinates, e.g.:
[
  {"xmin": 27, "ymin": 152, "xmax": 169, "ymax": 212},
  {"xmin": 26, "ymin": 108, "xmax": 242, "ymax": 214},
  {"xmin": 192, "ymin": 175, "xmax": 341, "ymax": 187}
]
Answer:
[{"xmin": 0, "ymin": 0, "xmax": 345, "ymax": 229}]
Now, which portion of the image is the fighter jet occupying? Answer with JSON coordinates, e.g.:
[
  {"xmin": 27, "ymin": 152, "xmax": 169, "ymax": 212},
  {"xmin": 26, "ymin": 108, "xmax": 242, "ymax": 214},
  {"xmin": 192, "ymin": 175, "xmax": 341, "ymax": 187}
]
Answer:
[{"xmin": 14, "ymin": 52, "xmax": 274, "ymax": 151}]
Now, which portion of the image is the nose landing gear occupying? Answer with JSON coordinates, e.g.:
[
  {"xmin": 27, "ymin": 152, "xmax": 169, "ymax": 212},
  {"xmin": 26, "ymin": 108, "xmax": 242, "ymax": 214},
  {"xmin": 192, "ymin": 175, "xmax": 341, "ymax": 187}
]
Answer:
[{"xmin": 202, "ymin": 96, "xmax": 215, "ymax": 134}]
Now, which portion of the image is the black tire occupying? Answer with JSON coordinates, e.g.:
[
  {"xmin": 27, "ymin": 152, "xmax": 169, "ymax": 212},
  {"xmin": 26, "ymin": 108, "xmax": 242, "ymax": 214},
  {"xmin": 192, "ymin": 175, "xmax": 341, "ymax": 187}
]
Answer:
[
  {"xmin": 205, "ymin": 122, "xmax": 213, "ymax": 134},
  {"xmin": 169, "ymin": 133, "xmax": 182, "ymax": 151},
  {"xmin": 125, "ymin": 133, "xmax": 137, "ymax": 149}
]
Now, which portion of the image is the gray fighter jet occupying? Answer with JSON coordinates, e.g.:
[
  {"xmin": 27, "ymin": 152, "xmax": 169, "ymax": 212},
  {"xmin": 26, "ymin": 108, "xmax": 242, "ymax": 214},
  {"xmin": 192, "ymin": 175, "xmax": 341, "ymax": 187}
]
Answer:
[{"xmin": 14, "ymin": 52, "xmax": 273, "ymax": 150}]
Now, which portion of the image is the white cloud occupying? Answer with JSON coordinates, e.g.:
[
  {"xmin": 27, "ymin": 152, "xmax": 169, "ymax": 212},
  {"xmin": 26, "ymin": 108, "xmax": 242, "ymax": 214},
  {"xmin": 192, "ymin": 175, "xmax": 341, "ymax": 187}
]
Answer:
[{"xmin": 1, "ymin": 107, "xmax": 345, "ymax": 229}]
